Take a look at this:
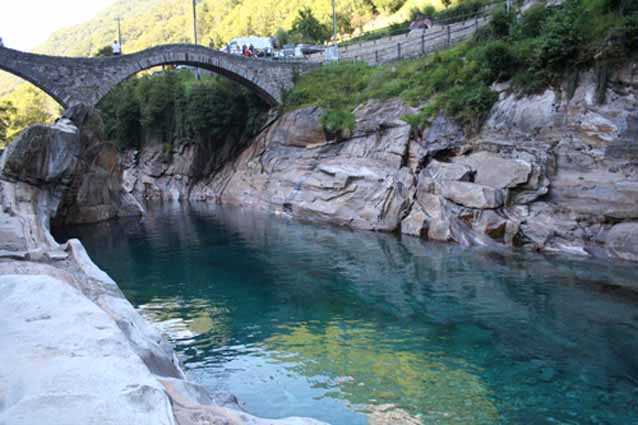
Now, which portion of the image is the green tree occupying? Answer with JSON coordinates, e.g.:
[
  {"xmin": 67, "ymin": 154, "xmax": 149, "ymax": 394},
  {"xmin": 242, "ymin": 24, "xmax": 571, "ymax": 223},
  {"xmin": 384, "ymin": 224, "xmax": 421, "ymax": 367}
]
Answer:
[
  {"xmin": 291, "ymin": 8, "xmax": 331, "ymax": 44},
  {"xmin": 442, "ymin": 0, "xmax": 452, "ymax": 8},
  {"xmin": 4, "ymin": 86, "xmax": 54, "ymax": 140},
  {"xmin": 94, "ymin": 45, "xmax": 113, "ymax": 57},
  {"xmin": 187, "ymin": 79, "xmax": 244, "ymax": 141},
  {"xmin": 337, "ymin": 12, "xmax": 355, "ymax": 36},
  {"xmin": 0, "ymin": 101, "xmax": 16, "ymax": 147},
  {"xmin": 97, "ymin": 69, "xmax": 268, "ymax": 151},
  {"xmin": 371, "ymin": 0, "xmax": 407, "ymax": 13},
  {"xmin": 98, "ymin": 79, "xmax": 142, "ymax": 148},
  {"xmin": 275, "ymin": 28, "xmax": 290, "ymax": 47},
  {"xmin": 423, "ymin": 5, "xmax": 436, "ymax": 16}
]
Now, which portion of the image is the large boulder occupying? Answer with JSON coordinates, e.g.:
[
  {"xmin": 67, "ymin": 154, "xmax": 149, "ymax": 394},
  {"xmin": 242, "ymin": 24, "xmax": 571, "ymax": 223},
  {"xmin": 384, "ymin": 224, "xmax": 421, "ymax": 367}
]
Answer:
[
  {"xmin": 0, "ymin": 274, "xmax": 177, "ymax": 425},
  {"xmin": 270, "ymin": 106, "xmax": 326, "ymax": 147},
  {"xmin": 123, "ymin": 136, "xmax": 256, "ymax": 202},
  {"xmin": 436, "ymin": 180, "xmax": 505, "ymax": 209},
  {"xmin": 0, "ymin": 120, "xmax": 80, "ymax": 186},
  {"xmin": 0, "ymin": 214, "xmax": 28, "ymax": 252},
  {"xmin": 606, "ymin": 222, "xmax": 638, "ymax": 262},
  {"xmin": 51, "ymin": 106, "xmax": 144, "ymax": 225},
  {"xmin": 418, "ymin": 193, "xmax": 455, "ymax": 242},
  {"xmin": 473, "ymin": 210, "xmax": 520, "ymax": 245},
  {"xmin": 454, "ymin": 151, "xmax": 532, "ymax": 189},
  {"xmin": 422, "ymin": 159, "xmax": 473, "ymax": 182},
  {"xmin": 407, "ymin": 114, "xmax": 465, "ymax": 171},
  {"xmin": 401, "ymin": 202, "xmax": 428, "ymax": 237},
  {"xmin": 0, "ymin": 105, "xmax": 143, "ymax": 253},
  {"xmin": 353, "ymin": 98, "xmax": 417, "ymax": 135},
  {"xmin": 549, "ymin": 169, "xmax": 638, "ymax": 219},
  {"xmin": 199, "ymin": 102, "xmax": 417, "ymax": 232},
  {"xmin": 486, "ymin": 89, "xmax": 559, "ymax": 135}
]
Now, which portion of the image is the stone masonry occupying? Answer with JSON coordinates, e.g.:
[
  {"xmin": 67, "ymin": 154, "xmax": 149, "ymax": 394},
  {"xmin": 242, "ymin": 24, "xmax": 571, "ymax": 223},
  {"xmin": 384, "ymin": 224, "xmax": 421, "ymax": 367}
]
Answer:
[{"xmin": 0, "ymin": 44, "xmax": 317, "ymax": 107}]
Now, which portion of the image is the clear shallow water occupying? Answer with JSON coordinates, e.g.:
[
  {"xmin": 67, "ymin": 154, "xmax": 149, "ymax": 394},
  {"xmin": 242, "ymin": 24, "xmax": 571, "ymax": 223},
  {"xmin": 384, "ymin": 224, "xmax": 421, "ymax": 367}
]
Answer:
[{"xmin": 55, "ymin": 202, "xmax": 638, "ymax": 425}]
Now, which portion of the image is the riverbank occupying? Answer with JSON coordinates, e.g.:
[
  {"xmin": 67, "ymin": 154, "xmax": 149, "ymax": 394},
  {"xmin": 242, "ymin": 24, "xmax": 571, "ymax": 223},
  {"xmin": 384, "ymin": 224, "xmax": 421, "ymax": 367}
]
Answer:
[
  {"xmin": 1, "ymin": 64, "xmax": 637, "ymax": 421},
  {"xmin": 0, "ymin": 107, "xmax": 325, "ymax": 425},
  {"xmin": 55, "ymin": 200, "xmax": 638, "ymax": 425},
  {"xmin": 123, "ymin": 61, "xmax": 638, "ymax": 262}
]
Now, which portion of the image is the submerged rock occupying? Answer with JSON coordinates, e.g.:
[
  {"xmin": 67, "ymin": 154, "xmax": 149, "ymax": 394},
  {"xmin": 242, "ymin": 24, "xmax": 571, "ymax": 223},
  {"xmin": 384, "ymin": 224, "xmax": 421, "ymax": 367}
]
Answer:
[{"xmin": 454, "ymin": 151, "xmax": 532, "ymax": 190}]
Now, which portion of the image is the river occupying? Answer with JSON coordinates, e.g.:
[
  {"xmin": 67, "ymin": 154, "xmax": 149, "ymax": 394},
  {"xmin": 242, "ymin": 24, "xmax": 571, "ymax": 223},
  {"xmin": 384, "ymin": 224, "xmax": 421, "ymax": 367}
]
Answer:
[{"xmin": 54, "ymin": 201, "xmax": 638, "ymax": 425}]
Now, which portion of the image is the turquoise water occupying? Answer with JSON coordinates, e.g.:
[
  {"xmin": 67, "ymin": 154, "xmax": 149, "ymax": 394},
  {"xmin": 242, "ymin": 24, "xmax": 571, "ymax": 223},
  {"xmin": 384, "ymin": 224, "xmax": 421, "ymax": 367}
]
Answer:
[{"xmin": 55, "ymin": 202, "xmax": 638, "ymax": 425}]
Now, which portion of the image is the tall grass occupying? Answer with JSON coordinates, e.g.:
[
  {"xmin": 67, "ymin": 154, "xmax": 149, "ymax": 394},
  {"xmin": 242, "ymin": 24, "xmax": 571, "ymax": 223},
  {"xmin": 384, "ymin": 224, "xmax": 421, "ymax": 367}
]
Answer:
[{"xmin": 286, "ymin": 0, "xmax": 636, "ymax": 134}]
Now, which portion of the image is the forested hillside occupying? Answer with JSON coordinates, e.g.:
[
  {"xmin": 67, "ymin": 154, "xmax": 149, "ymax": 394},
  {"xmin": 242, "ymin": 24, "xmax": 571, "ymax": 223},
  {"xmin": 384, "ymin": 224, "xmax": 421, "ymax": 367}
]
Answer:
[
  {"xmin": 0, "ymin": 0, "xmax": 450, "ymax": 97},
  {"xmin": 0, "ymin": 0, "xmax": 452, "ymax": 146},
  {"xmin": 37, "ymin": 0, "xmax": 452, "ymax": 56}
]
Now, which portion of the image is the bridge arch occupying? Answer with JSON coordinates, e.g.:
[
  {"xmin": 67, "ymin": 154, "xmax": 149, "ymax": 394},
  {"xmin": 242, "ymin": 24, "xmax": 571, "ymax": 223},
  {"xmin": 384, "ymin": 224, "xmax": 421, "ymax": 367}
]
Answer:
[
  {"xmin": 0, "ymin": 45, "xmax": 316, "ymax": 109},
  {"xmin": 0, "ymin": 61, "xmax": 67, "ymax": 108}
]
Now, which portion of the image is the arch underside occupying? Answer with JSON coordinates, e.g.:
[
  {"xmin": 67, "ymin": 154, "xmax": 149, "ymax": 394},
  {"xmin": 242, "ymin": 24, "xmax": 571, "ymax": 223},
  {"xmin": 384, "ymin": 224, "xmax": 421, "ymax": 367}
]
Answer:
[
  {"xmin": 0, "ymin": 64, "xmax": 66, "ymax": 108},
  {"xmin": 105, "ymin": 59, "xmax": 279, "ymax": 107}
]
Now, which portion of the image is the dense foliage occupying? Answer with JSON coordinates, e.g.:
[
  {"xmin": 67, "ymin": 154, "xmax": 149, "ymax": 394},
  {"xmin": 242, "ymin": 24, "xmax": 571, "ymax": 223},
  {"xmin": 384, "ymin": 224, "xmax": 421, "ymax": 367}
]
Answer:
[
  {"xmin": 286, "ymin": 0, "xmax": 638, "ymax": 134},
  {"xmin": 0, "ymin": 86, "xmax": 57, "ymax": 147},
  {"xmin": 97, "ymin": 69, "xmax": 268, "ymax": 150},
  {"xmin": 0, "ymin": 101, "xmax": 16, "ymax": 147},
  {"xmin": 290, "ymin": 8, "xmax": 333, "ymax": 44}
]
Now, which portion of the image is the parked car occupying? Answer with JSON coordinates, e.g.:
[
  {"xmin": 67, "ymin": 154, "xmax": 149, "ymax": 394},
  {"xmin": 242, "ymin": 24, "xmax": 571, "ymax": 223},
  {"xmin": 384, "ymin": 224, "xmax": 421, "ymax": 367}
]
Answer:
[
  {"xmin": 296, "ymin": 44, "xmax": 325, "ymax": 55},
  {"xmin": 275, "ymin": 44, "xmax": 312, "ymax": 60}
]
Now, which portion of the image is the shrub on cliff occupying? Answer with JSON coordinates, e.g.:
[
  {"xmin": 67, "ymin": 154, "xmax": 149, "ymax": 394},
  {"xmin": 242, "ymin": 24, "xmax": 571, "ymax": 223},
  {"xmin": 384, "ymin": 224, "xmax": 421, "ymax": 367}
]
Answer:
[
  {"xmin": 286, "ymin": 0, "xmax": 638, "ymax": 135},
  {"xmin": 321, "ymin": 108, "xmax": 356, "ymax": 138}
]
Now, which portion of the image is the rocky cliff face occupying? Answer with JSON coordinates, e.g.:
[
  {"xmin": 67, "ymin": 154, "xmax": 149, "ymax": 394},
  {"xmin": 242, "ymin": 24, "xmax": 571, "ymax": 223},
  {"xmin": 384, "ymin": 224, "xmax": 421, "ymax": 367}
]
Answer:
[
  {"xmin": 121, "ymin": 115, "xmax": 268, "ymax": 201},
  {"xmin": 1, "ymin": 105, "xmax": 143, "ymax": 257},
  {"xmin": 125, "ymin": 63, "xmax": 638, "ymax": 262},
  {"xmin": 193, "ymin": 101, "xmax": 417, "ymax": 231},
  {"xmin": 0, "ymin": 110, "xmax": 325, "ymax": 425}
]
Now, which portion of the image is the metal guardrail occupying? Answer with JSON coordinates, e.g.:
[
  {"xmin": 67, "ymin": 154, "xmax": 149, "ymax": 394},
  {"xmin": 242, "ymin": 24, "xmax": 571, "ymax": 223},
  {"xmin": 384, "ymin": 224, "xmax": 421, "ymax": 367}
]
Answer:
[
  {"xmin": 250, "ymin": 0, "xmax": 505, "ymax": 66},
  {"xmin": 337, "ymin": 0, "xmax": 506, "ymax": 48},
  {"xmin": 338, "ymin": 13, "xmax": 492, "ymax": 65}
]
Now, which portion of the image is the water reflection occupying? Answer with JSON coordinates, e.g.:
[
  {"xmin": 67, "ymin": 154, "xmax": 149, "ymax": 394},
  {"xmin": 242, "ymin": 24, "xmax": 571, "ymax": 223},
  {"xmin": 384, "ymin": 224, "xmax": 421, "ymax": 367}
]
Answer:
[{"xmin": 54, "ymin": 201, "xmax": 638, "ymax": 425}]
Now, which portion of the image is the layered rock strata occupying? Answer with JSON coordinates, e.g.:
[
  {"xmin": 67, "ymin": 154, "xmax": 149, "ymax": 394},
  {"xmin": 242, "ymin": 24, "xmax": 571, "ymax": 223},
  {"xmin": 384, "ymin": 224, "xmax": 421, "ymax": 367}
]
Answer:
[{"xmin": 124, "ymin": 66, "xmax": 638, "ymax": 262}]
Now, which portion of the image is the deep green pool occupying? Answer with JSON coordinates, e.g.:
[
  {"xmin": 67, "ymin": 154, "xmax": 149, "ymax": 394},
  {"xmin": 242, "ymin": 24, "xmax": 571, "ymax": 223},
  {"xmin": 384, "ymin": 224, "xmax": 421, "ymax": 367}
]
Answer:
[{"xmin": 55, "ymin": 202, "xmax": 638, "ymax": 425}]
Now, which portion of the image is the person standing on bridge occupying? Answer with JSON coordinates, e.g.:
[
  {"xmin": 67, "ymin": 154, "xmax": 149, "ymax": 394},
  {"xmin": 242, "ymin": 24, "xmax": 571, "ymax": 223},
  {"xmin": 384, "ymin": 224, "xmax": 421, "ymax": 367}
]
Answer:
[
  {"xmin": 0, "ymin": 37, "xmax": 4, "ymax": 48},
  {"xmin": 112, "ymin": 40, "xmax": 121, "ymax": 56}
]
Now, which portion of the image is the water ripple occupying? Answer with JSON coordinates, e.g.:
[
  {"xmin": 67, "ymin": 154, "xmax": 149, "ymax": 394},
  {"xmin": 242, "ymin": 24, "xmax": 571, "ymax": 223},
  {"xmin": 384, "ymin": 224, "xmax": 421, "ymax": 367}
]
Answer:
[{"xmin": 55, "ymin": 202, "xmax": 638, "ymax": 425}]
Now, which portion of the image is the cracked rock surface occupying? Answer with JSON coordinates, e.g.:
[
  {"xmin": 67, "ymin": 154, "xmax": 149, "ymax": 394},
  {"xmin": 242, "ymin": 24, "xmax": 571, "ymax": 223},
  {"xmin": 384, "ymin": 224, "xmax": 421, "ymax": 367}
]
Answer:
[{"xmin": 125, "ymin": 64, "xmax": 638, "ymax": 261}]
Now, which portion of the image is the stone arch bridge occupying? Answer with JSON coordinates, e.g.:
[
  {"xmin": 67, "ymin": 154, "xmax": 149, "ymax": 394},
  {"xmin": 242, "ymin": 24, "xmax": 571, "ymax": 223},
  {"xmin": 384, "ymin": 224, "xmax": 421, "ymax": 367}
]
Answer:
[{"xmin": 0, "ymin": 44, "xmax": 317, "ymax": 108}]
